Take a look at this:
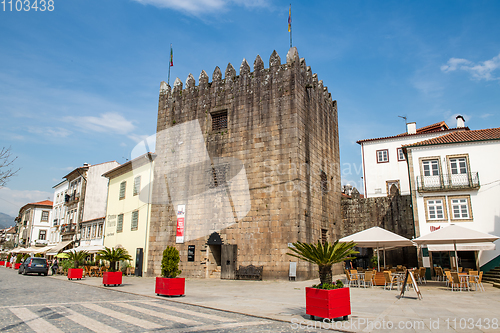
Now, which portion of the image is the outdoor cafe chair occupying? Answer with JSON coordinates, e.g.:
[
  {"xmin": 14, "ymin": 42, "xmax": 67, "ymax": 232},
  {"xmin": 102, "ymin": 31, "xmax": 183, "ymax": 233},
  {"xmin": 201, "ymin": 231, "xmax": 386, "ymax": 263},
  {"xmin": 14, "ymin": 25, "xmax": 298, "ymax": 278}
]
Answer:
[
  {"xmin": 350, "ymin": 269, "xmax": 360, "ymax": 286},
  {"xmin": 418, "ymin": 267, "xmax": 427, "ymax": 284},
  {"xmin": 383, "ymin": 271, "xmax": 398, "ymax": 291},
  {"xmin": 434, "ymin": 267, "xmax": 445, "ymax": 281},
  {"xmin": 362, "ymin": 271, "xmax": 373, "ymax": 288},
  {"xmin": 345, "ymin": 269, "xmax": 357, "ymax": 287},
  {"xmin": 451, "ymin": 272, "xmax": 469, "ymax": 292},
  {"xmin": 471, "ymin": 271, "xmax": 485, "ymax": 292},
  {"xmin": 468, "ymin": 270, "xmax": 478, "ymax": 291}
]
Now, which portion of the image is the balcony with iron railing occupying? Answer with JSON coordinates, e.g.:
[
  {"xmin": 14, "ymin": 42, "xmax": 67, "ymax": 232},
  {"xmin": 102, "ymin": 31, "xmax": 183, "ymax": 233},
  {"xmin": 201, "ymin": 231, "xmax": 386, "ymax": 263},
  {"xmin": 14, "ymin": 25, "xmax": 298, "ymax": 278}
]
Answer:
[
  {"xmin": 416, "ymin": 172, "xmax": 480, "ymax": 192},
  {"xmin": 64, "ymin": 193, "xmax": 80, "ymax": 205},
  {"xmin": 60, "ymin": 223, "xmax": 76, "ymax": 235}
]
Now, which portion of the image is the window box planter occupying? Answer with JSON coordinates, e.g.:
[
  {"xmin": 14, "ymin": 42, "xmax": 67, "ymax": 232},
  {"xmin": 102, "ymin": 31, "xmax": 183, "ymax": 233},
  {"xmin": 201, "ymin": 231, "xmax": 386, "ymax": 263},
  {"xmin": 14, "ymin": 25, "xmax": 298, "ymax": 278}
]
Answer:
[
  {"xmin": 155, "ymin": 277, "xmax": 185, "ymax": 296},
  {"xmin": 103, "ymin": 271, "xmax": 123, "ymax": 286},
  {"xmin": 306, "ymin": 287, "xmax": 351, "ymax": 320},
  {"xmin": 67, "ymin": 268, "xmax": 83, "ymax": 280},
  {"xmin": 14, "ymin": 263, "xmax": 21, "ymax": 269}
]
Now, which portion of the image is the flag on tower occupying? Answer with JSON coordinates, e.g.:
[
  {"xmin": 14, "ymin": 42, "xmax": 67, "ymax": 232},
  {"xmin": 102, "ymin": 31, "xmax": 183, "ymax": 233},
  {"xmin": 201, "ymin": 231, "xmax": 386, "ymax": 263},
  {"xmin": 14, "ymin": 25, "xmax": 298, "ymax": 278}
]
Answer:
[
  {"xmin": 170, "ymin": 45, "xmax": 174, "ymax": 67},
  {"xmin": 288, "ymin": 5, "xmax": 291, "ymax": 32}
]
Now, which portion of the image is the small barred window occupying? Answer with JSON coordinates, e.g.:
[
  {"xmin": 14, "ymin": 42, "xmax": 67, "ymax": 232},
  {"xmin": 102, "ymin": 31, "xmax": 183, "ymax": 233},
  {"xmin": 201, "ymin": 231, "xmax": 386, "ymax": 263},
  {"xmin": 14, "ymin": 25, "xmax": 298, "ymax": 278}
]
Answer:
[{"xmin": 212, "ymin": 111, "xmax": 228, "ymax": 131}]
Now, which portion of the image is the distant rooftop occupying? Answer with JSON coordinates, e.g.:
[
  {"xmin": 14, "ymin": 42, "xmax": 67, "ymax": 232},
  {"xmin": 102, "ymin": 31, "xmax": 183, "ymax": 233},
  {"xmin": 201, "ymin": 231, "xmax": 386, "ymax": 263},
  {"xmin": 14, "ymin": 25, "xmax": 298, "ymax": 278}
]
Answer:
[
  {"xmin": 357, "ymin": 121, "xmax": 469, "ymax": 144},
  {"xmin": 404, "ymin": 127, "xmax": 500, "ymax": 148}
]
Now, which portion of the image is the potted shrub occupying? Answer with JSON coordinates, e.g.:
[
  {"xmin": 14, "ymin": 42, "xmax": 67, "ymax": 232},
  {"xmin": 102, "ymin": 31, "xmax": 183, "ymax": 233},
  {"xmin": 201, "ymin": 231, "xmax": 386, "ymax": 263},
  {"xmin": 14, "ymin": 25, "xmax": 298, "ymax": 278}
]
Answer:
[
  {"xmin": 288, "ymin": 240, "xmax": 358, "ymax": 321},
  {"xmin": 96, "ymin": 247, "xmax": 132, "ymax": 287},
  {"xmin": 0, "ymin": 253, "xmax": 6, "ymax": 266},
  {"xmin": 155, "ymin": 246, "xmax": 184, "ymax": 296},
  {"xmin": 6, "ymin": 253, "xmax": 12, "ymax": 268},
  {"xmin": 14, "ymin": 254, "xmax": 23, "ymax": 269},
  {"xmin": 67, "ymin": 250, "xmax": 88, "ymax": 280}
]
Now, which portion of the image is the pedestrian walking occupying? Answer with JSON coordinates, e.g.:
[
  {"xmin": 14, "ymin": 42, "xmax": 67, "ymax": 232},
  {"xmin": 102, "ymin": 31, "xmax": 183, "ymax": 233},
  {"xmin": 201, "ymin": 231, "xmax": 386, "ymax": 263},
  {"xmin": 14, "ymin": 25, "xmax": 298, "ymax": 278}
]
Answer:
[
  {"xmin": 10, "ymin": 254, "xmax": 15, "ymax": 269},
  {"xmin": 51, "ymin": 258, "xmax": 59, "ymax": 275}
]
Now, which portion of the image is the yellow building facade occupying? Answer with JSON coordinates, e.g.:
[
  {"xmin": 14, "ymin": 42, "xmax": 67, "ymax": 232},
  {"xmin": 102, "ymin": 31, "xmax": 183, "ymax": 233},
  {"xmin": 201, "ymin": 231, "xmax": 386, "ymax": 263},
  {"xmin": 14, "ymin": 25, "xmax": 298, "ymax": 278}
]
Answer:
[{"xmin": 103, "ymin": 153, "xmax": 155, "ymax": 276}]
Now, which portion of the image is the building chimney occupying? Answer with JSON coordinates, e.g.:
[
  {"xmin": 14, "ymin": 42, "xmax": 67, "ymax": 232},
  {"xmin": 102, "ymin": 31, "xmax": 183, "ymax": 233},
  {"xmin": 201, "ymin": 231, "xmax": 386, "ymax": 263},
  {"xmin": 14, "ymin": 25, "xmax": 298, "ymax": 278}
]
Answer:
[
  {"xmin": 83, "ymin": 163, "xmax": 91, "ymax": 167},
  {"xmin": 406, "ymin": 122, "xmax": 417, "ymax": 135},
  {"xmin": 456, "ymin": 115, "xmax": 465, "ymax": 128}
]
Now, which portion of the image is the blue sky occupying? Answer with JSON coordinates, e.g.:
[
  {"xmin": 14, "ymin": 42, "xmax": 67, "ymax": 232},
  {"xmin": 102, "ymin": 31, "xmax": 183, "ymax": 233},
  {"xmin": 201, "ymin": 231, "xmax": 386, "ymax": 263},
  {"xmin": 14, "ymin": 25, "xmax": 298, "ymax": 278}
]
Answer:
[{"xmin": 1, "ymin": 0, "xmax": 499, "ymax": 216}]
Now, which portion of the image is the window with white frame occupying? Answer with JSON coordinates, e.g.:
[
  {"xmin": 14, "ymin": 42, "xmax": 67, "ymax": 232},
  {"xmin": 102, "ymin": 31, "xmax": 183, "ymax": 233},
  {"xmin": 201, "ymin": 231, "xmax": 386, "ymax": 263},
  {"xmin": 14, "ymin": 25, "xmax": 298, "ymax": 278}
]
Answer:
[
  {"xmin": 376, "ymin": 149, "xmax": 389, "ymax": 163},
  {"xmin": 450, "ymin": 157, "xmax": 467, "ymax": 175},
  {"xmin": 97, "ymin": 223, "xmax": 103, "ymax": 237},
  {"xmin": 41, "ymin": 211, "xmax": 49, "ymax": 222},
  {"xmin": 133, "ymin": 176, "xmax": 141, "ymax": 196},
  {"xmin": 425, "ymin": 198, "xmax": 446, "ymax": 221},
  {"xmin": 131, "ymin": 210, "xmax": 139, "ymax": 231},
  {"xmin": 119, "ymin": 181, "xmax": 126, "ymax": 200},
  {"xmin": 449, "ymin": 197, "xmax": 471, "ymax": 220},
  {"xmin": 397, "ymin": 148, "xmax": 405, "ymax": 161},
  {"xmin": 423, "ymin": 159, "xmax": 439, "ymax": 176}
]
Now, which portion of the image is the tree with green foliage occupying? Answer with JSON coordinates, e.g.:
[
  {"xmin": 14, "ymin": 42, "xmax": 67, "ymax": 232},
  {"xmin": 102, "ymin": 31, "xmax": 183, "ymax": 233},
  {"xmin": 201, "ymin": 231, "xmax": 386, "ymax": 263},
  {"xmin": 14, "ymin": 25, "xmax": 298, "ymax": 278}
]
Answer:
[
  {"xmin": 96, "ymin": 247, "xmax": 132, "ymax": 272},
  {"xmin": 6, "ymin": 253, "xmax": 11, "ymax": 262},
  {"xmin": 22, "ymin": 253, "xmax": 29, "ymax": 262},
  {"xmin": 161, "ymin": 246, "xmax": 181, "ymax": 278},
  {"xmin": 15, "ymin": 253, "xmax": 23, "ymax": 263},
  {"xmin": 67, "ymin": 250, "xmax": 89, "ymax": 269},
  {"xmin": 287, "ymin": 240, "xmax": 358, "ymax": 286}
]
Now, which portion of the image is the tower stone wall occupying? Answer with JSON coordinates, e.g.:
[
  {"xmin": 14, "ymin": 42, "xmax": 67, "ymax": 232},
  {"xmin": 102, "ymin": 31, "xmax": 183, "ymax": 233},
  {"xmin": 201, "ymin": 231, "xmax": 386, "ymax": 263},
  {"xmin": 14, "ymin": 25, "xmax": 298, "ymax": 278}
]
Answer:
[{"xmin": 147, "ymin": 47, "xmax": 342, "ymax": 280}]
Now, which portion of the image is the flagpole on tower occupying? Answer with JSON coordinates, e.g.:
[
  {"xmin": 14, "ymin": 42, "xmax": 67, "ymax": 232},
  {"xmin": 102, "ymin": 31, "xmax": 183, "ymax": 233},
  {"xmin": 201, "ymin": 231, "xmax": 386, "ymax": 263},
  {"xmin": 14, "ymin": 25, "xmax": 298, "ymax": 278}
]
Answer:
[
  {"xmin": 288, "ymin": 4, "xmax": 292, "ymax": 48},
  {"xmin": 168, "ymin": 44, "xmax": 173, "ymax": 86}
]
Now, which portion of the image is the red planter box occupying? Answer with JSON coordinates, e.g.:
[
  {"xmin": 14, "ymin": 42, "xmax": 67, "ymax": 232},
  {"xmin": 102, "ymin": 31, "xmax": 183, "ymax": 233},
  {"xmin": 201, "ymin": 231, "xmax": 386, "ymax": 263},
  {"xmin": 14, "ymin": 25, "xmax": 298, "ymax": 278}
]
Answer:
[
  {"xmin": 103, "ymin": 271, "xmax": 123, "ymax": 286},
  {"xmin": 67, "ymin": 268, "xmax": 83, "ymax": 280},
  {"xmin": 155, "ymin": 277, "xmax": 185, "ymax": 296},
  {"xmin": 0, "ymin": 261, "xmax": 4, "ymax": 266},
  {"xmin": 6, "ymin": 262, "xmax": 11, "ymax": 268},
  {"xmin": 305, "ymin": 287, "xmax": 351, "ymax": 320},
  {"xmin": 14, "ymin": 263, "xmax": 21, "ymax": 269}
]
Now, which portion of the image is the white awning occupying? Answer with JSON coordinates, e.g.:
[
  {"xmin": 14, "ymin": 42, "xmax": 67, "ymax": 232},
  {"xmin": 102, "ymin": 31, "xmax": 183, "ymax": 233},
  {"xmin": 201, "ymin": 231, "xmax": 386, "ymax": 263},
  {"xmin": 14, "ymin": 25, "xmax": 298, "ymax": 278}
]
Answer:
[
  {"xmin": 428, "ymin": 242, "xmax": 496, "ymax": 252},
  {"xmin": 64, "ymin": 245, "xmax": 105, "ymax": 254},
  {"xmin": 33, "ymin": 245, "xmax": 55, "ymax": 254},
  {"xmin": 46, "ymin": 241, "xmax": 73, "ymax": 256}
]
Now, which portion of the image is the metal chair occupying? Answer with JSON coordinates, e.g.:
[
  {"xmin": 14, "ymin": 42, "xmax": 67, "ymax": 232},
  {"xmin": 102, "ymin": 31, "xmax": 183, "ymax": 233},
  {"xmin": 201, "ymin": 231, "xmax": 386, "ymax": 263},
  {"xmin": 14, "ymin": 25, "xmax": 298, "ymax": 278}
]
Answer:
[
  {"xmin": 362, "ymin": 271, "xmax": 373, "ymax": 288},
  {"xmin": 383, "ymin": 271, "xmax": 398, "ymax": 290}
]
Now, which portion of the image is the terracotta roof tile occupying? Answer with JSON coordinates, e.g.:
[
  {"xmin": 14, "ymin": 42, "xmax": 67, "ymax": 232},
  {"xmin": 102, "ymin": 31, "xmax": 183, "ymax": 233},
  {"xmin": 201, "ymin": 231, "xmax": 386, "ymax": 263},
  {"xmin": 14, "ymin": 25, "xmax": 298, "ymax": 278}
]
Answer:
[
  {"xmin": 30, "ymin": 200, "xmax": 53, "ymax": 206},
  {"xmin": 404, "ymin": 127, "xmax": 500, "ymax": 148},
  {"xmin": 356, "ymin": 121, "xmax": 467, "ymax": 144}
]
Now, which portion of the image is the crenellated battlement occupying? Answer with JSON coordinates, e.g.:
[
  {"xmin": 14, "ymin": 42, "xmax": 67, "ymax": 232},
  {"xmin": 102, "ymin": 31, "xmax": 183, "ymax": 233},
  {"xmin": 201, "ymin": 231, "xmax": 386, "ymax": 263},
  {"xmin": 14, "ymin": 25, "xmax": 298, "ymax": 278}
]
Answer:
[{"xmin": 158, "ymin": 47, "xmax": 334, "ymax": 106}]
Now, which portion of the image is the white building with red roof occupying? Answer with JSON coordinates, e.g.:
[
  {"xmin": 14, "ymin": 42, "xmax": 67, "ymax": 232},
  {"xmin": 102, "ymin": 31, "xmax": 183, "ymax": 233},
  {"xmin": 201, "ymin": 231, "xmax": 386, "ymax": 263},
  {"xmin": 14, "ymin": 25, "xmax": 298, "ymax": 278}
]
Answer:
[
  {"xmin": 403, "ymin": 126, "xmax": 500, "ymax": 271},
  {"xmin": 357, "ymin": 116, "xmax": 468, "ymax": 197},
  {"xmin": 15, "ymin": 200, "xmax": 53, "ymax": 247}
]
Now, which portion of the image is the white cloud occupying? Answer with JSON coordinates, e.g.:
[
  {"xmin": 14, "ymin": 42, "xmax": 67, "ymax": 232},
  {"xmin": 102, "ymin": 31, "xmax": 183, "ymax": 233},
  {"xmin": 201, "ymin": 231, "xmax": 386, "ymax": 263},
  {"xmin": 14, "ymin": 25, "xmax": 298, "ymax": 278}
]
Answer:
[
  {"xmin": 441, "ymin": 53, "xmax": 500, "ymax": 81},
  {"xmin": 480, "ymin": 113, "xmax": 493, "ymax": 119},
  {"xmin": 132, "ymin": 0, "xmax": 270, "ymax": 15},
  {"xmin": 0, "ymin": 187, "xmax": 53, "ymax": 216},
  {"xmin": 64, "ymin": 112, "xmax": 135, "ymax": 135},
  {"xmin": 27, "ymin": 127, "xmax": 72, "ymax": 138}
]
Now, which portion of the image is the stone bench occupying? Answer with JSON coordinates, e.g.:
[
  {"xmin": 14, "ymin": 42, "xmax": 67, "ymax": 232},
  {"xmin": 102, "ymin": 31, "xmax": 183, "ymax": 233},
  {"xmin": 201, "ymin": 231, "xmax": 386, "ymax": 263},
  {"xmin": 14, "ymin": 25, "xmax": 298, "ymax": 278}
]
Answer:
[{"xmin": 236, "ymin": 265, "xmax": 263, "ymax": 280}]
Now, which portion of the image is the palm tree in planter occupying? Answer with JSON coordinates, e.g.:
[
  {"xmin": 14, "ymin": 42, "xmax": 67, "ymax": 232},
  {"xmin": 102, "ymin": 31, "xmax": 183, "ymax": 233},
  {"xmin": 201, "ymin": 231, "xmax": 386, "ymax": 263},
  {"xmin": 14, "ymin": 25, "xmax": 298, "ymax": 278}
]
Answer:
[
  {"xmin": 67, "ymin": 250, "xmax": 89, "ymax": 280},
  {"xmin": 155, "ymin": 246, "xmax": 184, "ymax": 296},
  {"xmin": 287, "ymin": 240, "xmax": 358, "ymax": 321},
  {"xmin": 96, "ymin": 247, "xmax": 132, "ymax": 287}
]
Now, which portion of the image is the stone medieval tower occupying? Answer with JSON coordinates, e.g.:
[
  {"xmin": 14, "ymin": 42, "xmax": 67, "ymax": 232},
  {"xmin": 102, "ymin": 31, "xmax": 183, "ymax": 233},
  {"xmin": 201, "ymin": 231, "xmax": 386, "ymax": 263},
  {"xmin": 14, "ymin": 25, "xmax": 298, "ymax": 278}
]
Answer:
[{"xmin": 147, "ymin": 47, "xmax": 341, "ymax": 280}]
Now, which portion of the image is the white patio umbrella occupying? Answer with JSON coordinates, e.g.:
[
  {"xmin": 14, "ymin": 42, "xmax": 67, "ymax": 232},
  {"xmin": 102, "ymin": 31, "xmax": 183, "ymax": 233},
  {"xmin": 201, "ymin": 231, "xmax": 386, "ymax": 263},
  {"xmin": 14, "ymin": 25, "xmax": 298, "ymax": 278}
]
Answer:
[
  {"xmin": 339, "ymin": 226, "xmax": 415, "ymax": 271},
  {"xmin": 413, "ymin": 224, "xmax": 499, "ymax": 270}
]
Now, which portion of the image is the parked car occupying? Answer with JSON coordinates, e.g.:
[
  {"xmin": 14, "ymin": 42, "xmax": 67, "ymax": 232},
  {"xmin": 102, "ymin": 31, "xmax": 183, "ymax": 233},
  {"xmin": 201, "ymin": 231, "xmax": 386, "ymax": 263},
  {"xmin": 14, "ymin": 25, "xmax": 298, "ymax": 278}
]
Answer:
[{"xmin": 18, "ymin": 257, "xmax": 49, "ymax": 276}]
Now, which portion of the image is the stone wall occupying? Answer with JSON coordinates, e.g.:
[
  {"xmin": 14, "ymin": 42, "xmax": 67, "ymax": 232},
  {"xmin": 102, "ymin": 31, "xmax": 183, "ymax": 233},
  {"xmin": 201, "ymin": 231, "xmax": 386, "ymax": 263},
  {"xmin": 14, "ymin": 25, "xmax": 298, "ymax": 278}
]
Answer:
[
  {"xmin": 341, "ymin": 188, "xmax": 418, "ymax": 268},
  {"xmin": 147, "ymin": 47, "xmax": 341, "ymax": 280}
]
